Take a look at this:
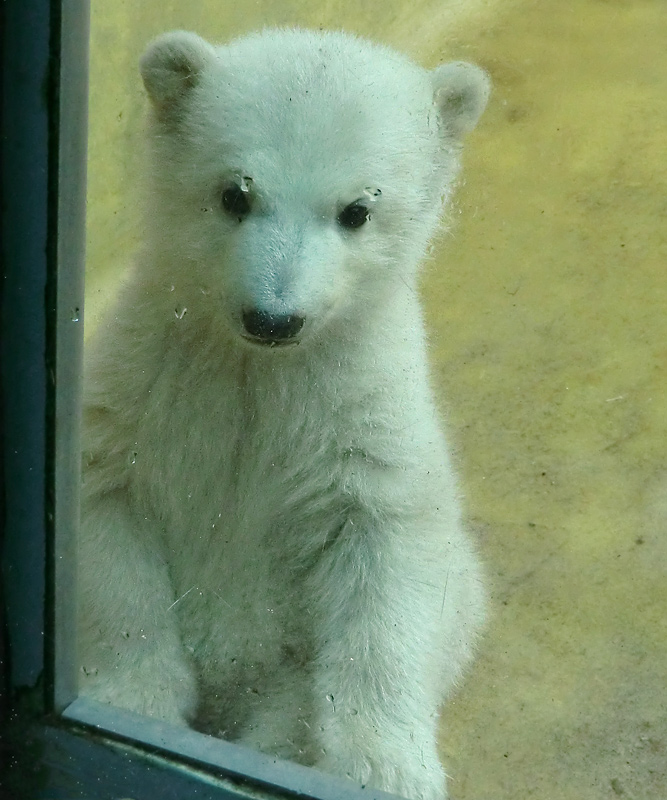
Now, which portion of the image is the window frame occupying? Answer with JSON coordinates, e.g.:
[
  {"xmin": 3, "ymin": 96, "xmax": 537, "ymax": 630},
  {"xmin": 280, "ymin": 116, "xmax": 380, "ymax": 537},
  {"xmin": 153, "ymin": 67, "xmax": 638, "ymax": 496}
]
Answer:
[{"xmin": 1, "ymin": 2, "xmax": 399, "ymax": 797}]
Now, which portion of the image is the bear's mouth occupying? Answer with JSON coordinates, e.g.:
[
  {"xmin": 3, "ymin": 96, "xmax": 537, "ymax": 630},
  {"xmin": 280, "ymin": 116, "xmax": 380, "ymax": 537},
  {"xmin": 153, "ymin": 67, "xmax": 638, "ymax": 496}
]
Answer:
[{"xmin": 241, "ymin": 335, "xmax": 301, "ymax": 348}]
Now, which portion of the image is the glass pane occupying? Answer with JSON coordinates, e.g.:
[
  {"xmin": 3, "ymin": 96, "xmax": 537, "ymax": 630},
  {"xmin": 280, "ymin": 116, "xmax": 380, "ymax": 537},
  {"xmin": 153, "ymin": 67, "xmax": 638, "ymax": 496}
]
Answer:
[{"xmin": 81, "ymin": 2, "xmax": 667, "ymax": 799}]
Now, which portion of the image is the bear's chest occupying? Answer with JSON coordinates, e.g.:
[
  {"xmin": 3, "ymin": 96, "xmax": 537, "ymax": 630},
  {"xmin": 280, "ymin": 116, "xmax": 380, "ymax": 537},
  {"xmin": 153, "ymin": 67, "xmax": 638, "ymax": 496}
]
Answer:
[
  {"xmin": 128, "ymin": 340, "xmax": 346, "ymax": 597},
  {"xmin": 128, "ymin": 354, "xmax": 319, "ymax": 689}
]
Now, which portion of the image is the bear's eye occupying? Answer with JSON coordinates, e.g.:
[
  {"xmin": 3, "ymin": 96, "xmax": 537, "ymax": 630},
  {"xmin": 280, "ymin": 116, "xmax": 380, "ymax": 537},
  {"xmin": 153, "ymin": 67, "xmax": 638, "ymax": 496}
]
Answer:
[
  {"xmin": 222, "ymin": 183, "xmax": 251, "ymax": 221},
  {"xmin": 338, "ymin": 203, "xmax": 370, "ymax": 230}
]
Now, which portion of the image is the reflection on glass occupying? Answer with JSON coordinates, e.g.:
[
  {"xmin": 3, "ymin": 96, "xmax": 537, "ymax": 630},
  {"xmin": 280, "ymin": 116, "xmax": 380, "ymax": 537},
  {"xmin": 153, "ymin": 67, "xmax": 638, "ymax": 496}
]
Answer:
[{"xmin": 82, "ymin": 2, "xmax": 666, "ymax": 800}]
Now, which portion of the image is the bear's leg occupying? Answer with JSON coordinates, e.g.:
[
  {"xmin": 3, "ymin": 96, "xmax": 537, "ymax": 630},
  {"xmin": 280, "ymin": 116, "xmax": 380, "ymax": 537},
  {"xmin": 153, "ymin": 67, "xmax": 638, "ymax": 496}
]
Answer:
[
  {"xmin": 78, "ymin": 491, "xmax": 197, "ymax": 724},
  {"xmin": 304, "ymin": 512, "xmax": 452, "ymax": 800},
  {"xmin": 236, "ymin": 667, "xmax": 319, "ymax": 763}
]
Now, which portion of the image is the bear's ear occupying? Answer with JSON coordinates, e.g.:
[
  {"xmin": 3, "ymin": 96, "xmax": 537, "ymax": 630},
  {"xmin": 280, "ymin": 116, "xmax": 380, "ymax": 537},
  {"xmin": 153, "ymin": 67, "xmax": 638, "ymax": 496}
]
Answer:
[
  {"xmin": 140, "ymin": 31, "xmax": 215, "ymax": 113},
  {"xmin": 431, "ymin": 62, "xmax": 490, "ymax": 138}
]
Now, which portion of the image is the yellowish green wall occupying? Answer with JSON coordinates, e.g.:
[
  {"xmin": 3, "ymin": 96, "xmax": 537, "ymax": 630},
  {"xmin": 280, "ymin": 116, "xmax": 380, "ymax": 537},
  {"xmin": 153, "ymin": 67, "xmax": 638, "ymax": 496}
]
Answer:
[{"xmin": 86, "ymin": 2, "xmax": 667, "ymax": 798}]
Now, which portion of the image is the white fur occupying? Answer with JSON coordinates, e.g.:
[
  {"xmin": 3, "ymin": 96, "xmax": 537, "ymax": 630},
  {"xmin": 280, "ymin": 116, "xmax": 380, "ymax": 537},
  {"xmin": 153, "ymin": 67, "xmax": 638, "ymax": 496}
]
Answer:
[{"xmin": 78, "ymin": 28, "xmax": 489, "ymax": 800}]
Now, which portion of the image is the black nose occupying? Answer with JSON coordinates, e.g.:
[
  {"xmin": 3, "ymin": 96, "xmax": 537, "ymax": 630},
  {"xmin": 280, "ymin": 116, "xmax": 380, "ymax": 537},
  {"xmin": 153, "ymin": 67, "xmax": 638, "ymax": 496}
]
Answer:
[{"xmin": 242, "ymin": 309, "xmax": 305, "ymax": 343}]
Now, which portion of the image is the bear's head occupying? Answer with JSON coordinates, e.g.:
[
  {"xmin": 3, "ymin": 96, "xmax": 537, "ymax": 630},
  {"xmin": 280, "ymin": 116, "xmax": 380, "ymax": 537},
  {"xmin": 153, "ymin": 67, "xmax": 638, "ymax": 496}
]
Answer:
[{"xmin": 139, "ymin": 29, "xmax": 489, "ymax": 349}]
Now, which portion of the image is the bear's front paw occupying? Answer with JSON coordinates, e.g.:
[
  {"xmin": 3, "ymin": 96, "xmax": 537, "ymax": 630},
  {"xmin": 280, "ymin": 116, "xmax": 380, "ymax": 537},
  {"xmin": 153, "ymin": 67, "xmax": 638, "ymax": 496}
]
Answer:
[{"xmin": 316, "ymin": 743, "xmax": 447, "ymax": 800}]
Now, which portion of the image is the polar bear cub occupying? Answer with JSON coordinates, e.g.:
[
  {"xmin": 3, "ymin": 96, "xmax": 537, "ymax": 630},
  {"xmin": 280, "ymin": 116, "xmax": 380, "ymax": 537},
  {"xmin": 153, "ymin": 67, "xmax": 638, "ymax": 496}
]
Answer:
[{"xmin": 78, "ymin": 28, "xmax": 489, "ymax": 800}]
